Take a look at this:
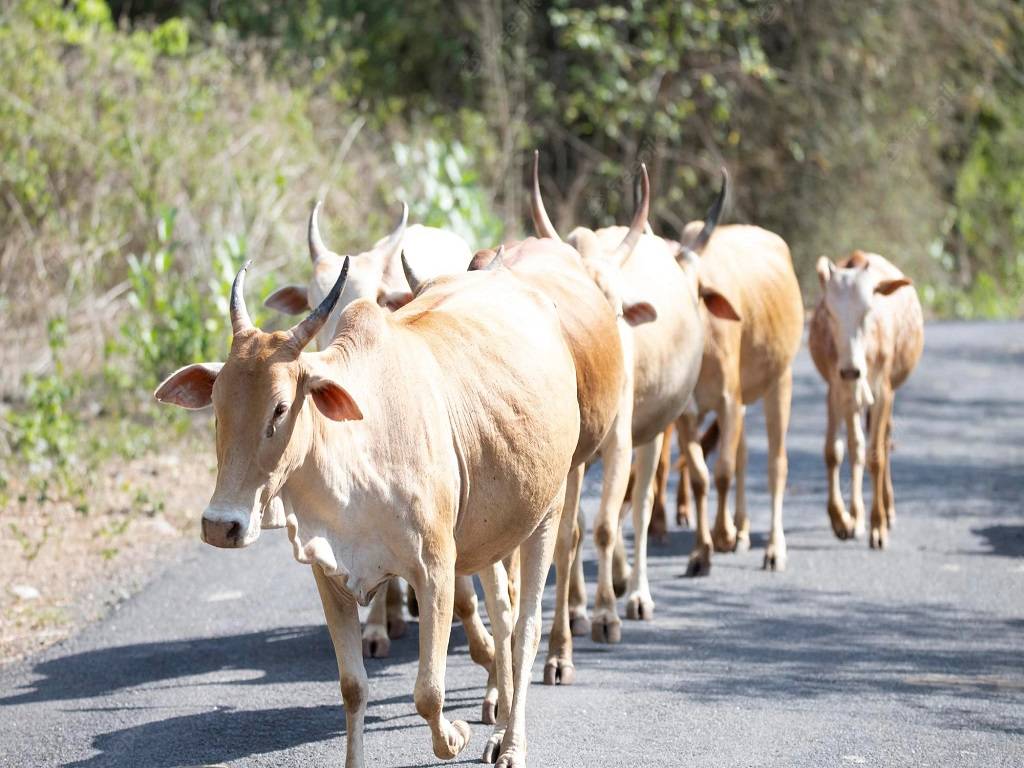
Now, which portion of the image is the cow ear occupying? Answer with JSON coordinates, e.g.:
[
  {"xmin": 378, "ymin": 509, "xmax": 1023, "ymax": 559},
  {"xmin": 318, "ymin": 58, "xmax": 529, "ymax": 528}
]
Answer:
[
  {"xmin": 699, "ymin": 285, "xmax": 741, "ymax": 322},
  {"xmin": 622, "ymin": 300, "xmax": 658, "ymax": 326},
  {"xmin": 308, "ymin": 377, "xmax": 363, "ymax": 422},
  {"xmin": 816, "ymin": 256, "xmax": 835, "ymax": 290},
  {"xmin": 378, "ymin": 289, "xmax": 415, "ymax": 311},
  {"xmin": 264, "ymin": 285, "xmax": 310, "ymax": 315},
  {"xmin": 875, "ymin": 277, "xmax": 912, "ymax": 296},
  {"xmin": 154, "ymin": 363, "xmax": 223, "ymax": 409}
]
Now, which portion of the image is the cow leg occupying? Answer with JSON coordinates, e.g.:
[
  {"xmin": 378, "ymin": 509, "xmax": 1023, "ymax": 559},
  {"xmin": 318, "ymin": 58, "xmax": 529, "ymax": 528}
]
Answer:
[
  {"xmin": 412, "ymin": 556, "xmax": 471, "ymax": 760},
  {"xmin": 612, "ymin": 518, "xmax": 631, "ymax": 597},
  {"xmin": 763, "ymin": 367, "xmax": 793, "ymax": 571},
  {"xmin": 732, "ymin": 424, "xmax": 751, "ymax": 552},
  {"xmin": 825, "ymin": 386, "xmax": 852, "ymax": 539},
  {"xmin": 453, "ymin": 574, "xmax": 497, "ymax": 722},
  {"xmin": 386, "ymin": 578, "xmax": 407, "ymax": 639},
  {"xmin": 883, "ymin": 417, "xmax": 896, "ymax": 528},
  {"xmin": 492, "ymin": 494, "xmax": 562, "ymax": 768},
  {"xmin": 675, "ymin": 416, "xmax": 692, "ymax": 527},
  {"xmin": 711, "ymin": 396, "xmax": 745, "ymax": 553},
  {"xmin": 479, "ymin": 561, "xmax": 514, "ymax": 763},
  {"xmin": 362, "ymin": 585, "xmax": 391, "ymax": 659},
  {"xmin": 591, "ymin": 407, "xmax": 632, "ymax": 644},
  {"xmin": 406, "ymin": 583, "xmax": 419, "ymax": 618},
  {"xmin": 313, "ymin": 565, "xmax": 369, "ymax": 768},
  {"xmin": 648, "ymin": 424, "xmax": 673, "ymax": 544},
  {"xmin": 568, "ymin": 504, "xmax": 590, "ymax": 637},
  {"xmin": 846, "ymin": 408, "xmax": 867, "ymax": 539},
  {"xmin": 868, "ymin": 385, "xmax": 893, "ymax": 549},
  {"xmin": 683, "ymin": 413, "xmax": 714, "ymax": 576},
  {"xmin": 544, "ymin": 462, "xmax": 584, "ymax": 685},
  {"xmin": 625, "ymin": 433, "xmax": 663, "ymax": 620}
]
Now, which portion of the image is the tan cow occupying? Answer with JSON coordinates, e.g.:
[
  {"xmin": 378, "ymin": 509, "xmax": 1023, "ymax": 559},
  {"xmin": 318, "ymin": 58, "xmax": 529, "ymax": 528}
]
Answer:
[
  {"xmin": 155, "ymin": 252, "xmax": 581, "ymax": 768},
  {"xmin": 465, "ymin": 210, "xmax": 649, "ymax": 686},
  {"xmin": 670, "ymin": 203, "xmax": 804, "ymax": 575},
  {"xmin": 530, "ymin": 155, "xmax": 737, "ymax": 655},
  {"xmin": 263, "ymin": 202, "xmax": 482, "ymax": 667},
  {"xmin": 808, "ymin": 250, "xmax": 923, "ymax": 548}
]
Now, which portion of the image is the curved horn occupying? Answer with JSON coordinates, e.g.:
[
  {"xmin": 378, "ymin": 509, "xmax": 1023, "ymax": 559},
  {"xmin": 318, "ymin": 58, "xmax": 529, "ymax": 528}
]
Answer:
[
  {"xmin": 531, "ymin": 150, "xmax": 561, "ymax": 241},
  {"xmin": 378, "ymin": 202, "xmax": 409, "ymax": 259},
  {"xmin": 401, "ymin": 250, "xmax": 422, "ymax": 294},
  {"xmin": 687, "ymin": 167, "xmax": 728, "ymax": 254},
  {"xmin": 288, "ymin": 256, "xmax": 350, "ymax": 350},
  {"xmin": 308, "ymin": 200, "xmax": 330, "ymax": 264},
  {"xmin": 230, "ymin": 260, "xmax": 255, "ymax": 335},
  {"xmin": 484, "ymin": 244, "xmax": 505, "ymax": 271},
  {"xmin": 611, "ymin": 162, "xmax": 650, "ymax": 266}
]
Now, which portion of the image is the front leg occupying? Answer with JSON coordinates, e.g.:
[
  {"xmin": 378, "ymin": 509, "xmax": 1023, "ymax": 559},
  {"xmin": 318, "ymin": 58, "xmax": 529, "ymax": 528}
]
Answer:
[
  {"xmin": 545, "ymin": 463, "xmax": 584, "ymax": 685},
  {"xmin": 625, "ymin": 433, "xmax": 663, "ymax": 621},
  {"xmin": 412, "ymin": 557, "xmax": 472, "ymax": 760},
  {"xmin": 495, "ymin": 491, "xmax": 563, "ymax": 768},
  {"xmin": 825, "ymin": 385, "xmax": 853, "ymax": 539},
  {"xmin": 868, "ymin": 385, "xmax": 893, "ymax": 549},
  {"xmin": 312, "ymin": 566, "xmax": 370, "ymax": 768},
  {"xmin": 846, "ymin": 408, "xmax": 867, "ymax": 539}
]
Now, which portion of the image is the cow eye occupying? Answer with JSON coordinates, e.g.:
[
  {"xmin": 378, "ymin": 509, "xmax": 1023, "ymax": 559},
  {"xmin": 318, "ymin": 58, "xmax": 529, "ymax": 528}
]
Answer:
[{"xmin": 274, "ymin": 402, "xmax": 288, "ymax": 418}]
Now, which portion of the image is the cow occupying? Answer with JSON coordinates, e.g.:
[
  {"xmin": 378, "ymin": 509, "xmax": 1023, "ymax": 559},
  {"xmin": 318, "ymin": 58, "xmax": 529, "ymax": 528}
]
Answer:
[
  {"xmin": 262, "ymin": 202, "xmax": 483, "ymax": 670},
  {"xmin": 808, "ymin": 250, "xmax": 923, "ymax": 548},
  {"xmin": 465, "ymin": 173, "xmax": 652, "ymax": 685},
  {"xmin": 665, "ymin": 188, "xmax": 804, "ymax": 576},
  {"xmin": 530, "ymin": 154, "xmax": 738, "ymax": 654},
  {"xmin": 154, "ymin": 247, "xmax": 581, "ymax": 768}
]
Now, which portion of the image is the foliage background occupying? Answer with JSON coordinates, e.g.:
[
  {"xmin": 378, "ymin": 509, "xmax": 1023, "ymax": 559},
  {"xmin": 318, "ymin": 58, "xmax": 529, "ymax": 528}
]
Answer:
[{"xmin": 0, "ymin": 0, "xmax": 1022, "ymax": 492}]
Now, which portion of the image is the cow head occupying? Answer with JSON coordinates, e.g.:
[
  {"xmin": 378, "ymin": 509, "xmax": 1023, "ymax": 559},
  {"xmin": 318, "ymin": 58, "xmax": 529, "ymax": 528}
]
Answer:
[
  {"xmin": 155, "ymin": 252, "xmax": 359, "ymax": 548},
  {"xmin": 263, "ymin": 201, "xmax": 408, "ymax": 349},
  {"xmin": 530, "ymin": 150, "xmax": 658, "ymax": 327},
  {"xmin": 816, "ymin": 253, "xmax": 912, "ymax": 393}
]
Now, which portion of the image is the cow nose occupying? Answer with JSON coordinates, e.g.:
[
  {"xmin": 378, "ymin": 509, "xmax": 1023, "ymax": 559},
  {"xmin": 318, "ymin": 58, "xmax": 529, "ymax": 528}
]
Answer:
[
  {"xmin": 839, "ymin": 367, "xmax": 861, "ymax": 381},
  {"xmin": 202, "ymin": 517, "xmax": 243, "ymax": 548}
]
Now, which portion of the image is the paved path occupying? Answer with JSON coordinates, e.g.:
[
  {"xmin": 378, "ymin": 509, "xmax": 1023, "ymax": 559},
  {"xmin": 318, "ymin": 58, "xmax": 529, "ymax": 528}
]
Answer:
[{"xmin": 2, "ymin": 322, "xmax": 1022, "ymax": 768}]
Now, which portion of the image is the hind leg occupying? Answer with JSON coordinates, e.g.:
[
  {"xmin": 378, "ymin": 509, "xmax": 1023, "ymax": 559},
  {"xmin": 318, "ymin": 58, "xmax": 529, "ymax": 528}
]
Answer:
[
  {"xmin": 454, "ymin": 574, "xmax": 497, "ymax": 723},
  {"xmin": 711, "ymin": 395, "xmax": 745, "ymax": 553},
  {"xmin": 625, "ymin": 433, "xmax": 663, "ymax": 621},
  {"xmin": 544, "ymin": 463, "xmax": 584, "ymax": 685},
  {"xmin": 683, "ymin": 413, "xmax": 714, "ymax": 576},
  {"xmin": 648, "ymin": 423, "xmax": 673, "ymax": 543}
]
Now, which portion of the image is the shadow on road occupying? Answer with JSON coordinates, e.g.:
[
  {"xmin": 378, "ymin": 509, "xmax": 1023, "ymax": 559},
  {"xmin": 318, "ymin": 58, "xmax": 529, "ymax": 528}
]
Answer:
[{"xmin": 971, "ymin": 524, "xmax": 1024, "ymax": 558}]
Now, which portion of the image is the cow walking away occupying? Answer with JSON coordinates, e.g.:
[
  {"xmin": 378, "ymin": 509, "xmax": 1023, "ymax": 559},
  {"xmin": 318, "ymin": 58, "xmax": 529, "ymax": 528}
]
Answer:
[
  {"xmin": 155, "ymin": 245, "xmax": 581, "ymax": 768},
  {"xmin": 808, "ymin": 250, "xmax": 923, "ymax": 548}
]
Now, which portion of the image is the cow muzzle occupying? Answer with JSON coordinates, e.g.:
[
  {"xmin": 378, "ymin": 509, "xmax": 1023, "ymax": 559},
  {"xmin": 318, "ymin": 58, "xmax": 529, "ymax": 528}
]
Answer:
[
  {"xmin": 839, "ymin": 367, "xmax": 862, "ymax": 381},
  {"xmin": 201, "ymin": 506, "xmax": 260, "ymax": 548}
]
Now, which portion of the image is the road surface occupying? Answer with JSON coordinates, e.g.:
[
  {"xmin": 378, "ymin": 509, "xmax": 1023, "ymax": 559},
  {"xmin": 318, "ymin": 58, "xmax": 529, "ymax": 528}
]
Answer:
[{"xmin": 2, "ymin": 321, "xmax": 1022, "ymax": 767}]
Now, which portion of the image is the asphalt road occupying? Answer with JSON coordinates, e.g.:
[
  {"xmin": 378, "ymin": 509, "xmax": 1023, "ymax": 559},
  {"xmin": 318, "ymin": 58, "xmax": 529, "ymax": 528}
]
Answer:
[{"xmin": 2, "ymin": 321, "xmax": 1022, "ymax": 768}]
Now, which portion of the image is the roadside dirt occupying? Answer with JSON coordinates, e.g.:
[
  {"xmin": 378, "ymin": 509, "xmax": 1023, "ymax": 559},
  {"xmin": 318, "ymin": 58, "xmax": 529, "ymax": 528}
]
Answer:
[{"xmin": 0, "ymin": 435, "xmax": 215, "ymax": 664}]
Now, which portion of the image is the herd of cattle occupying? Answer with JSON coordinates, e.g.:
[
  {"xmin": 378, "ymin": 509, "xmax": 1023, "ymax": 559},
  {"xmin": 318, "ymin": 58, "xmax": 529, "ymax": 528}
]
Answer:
[{"xmin": 154, "ymin": 152, "xmax": 925, "ymax": 768}]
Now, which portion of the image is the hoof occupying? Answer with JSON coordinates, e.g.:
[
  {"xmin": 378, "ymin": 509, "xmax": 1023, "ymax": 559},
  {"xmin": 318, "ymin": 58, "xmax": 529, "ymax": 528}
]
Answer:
[
  {"xmin": 482, "ymin": 731, "xmax": 504, "ymax": 764},
  {"xmin": 686, "ymin": 548, "xmax": 711, "ymax": 577},
  {"xmin": 711, "ymin": 528, "xmax": 737, "ymax": 553},
  {"xmin": 676, "ymin": 507, "xmax": 692, "ymax": 528},
  {"xmin": 870, "ymin": 527, "xmax": 888, "ymax": 550},
  {"xmin": 362, "ymin": 629, "xmax": 390, "ymax": 659},
  {"xmin": 829, "ymin": 509, "xmax": 855, "ymax": 540},
  {"xmin": 569, "ymin": 612, "xmax": 591, "ymax": 637},
  {"xmin": 625, "ymin": 593, "xmax": 654, "ymax": 621},
  {"xmin": 734, "ymin": 531, "xmax": 751, "ymax": 553},
  {"xmin": 495, "ymin": 749, "xmax": 525, "ymax": 768},
  {"xmin": 481, "ymin": 698, "xmax": 497, "ymax": 725},
  {"xmin": 763, "ymin": 548, "xmax": 787, "ymax": 572},
  {"xmin": 387, "ymin": 616, "xmax": 407, "ymax": 640},
  {"xmin": 543, "ymin": 659, "xmax": 576, "ymax": 685},
  {"xmin": 591, "ymin": 615, "xmax": 622, "ymax": 644},
  {"xmin": 407, "ymin": 589, "xmax": 419, "ymax": 618},
  {"xmin": 433, "ymin": 719, "xmax": 471, "ymax": 760}
]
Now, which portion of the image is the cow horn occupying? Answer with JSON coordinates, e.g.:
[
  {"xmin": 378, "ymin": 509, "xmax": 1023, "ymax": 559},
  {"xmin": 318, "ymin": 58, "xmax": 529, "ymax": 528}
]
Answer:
[
  {"xmin": 378, "ymin": 202, "xmax": 409, "ymax": 260},
  {"xmin": 687, "ymin": 167, "xmax": 728, "ymax": 254},
  {"xmin": 230, "ymin": 260, "xmax": 255, "ymax": 335},
  {"xmin": 611, "ymin": 162, "xmax": 650, "ymax": 266},
  {"xmin": 308, "ymin": 200, "xmax": 330, "ymax": 264},
  {"xmin": 531, "ymin": 150, "xmax": 561, "ymax": 241},
  {"xmin": 288, "ymin": 256, "xmax": 350, "ymax": 350},
  {"xmin": 485, "ymin": 244, "xmax": 505, "ymax": 270},
  {"xmin": 401, "ymin": 251, "xmax": 422, "ymax": 294}
]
